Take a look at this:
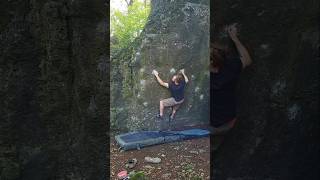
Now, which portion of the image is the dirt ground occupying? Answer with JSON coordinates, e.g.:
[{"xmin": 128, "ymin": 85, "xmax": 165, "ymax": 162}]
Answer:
[{"xmin": 110, "ymin": 136, "xmax": 210, "ymax": 180}]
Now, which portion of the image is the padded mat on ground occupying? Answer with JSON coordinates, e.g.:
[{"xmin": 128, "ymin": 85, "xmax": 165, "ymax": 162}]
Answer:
[{"xmin": 115, "ymin": 129, "xmax": 210, "ymax": 150}]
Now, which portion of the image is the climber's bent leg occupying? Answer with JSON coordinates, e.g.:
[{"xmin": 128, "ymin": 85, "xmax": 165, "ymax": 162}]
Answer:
[
  {"xmin": 159, "ymin": 100, "xmax": 165, "ymax": 117},
  {"xmin": 170, "ymin": 99, "xmax": 184, "ymax": 119}
]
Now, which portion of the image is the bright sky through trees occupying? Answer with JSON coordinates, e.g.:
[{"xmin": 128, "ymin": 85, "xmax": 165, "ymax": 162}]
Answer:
[
  {"xmin": 110, "ymin": 0, "xmax": 128, "ymax": 13},
  {"xmin": 111, "ymin": 0, "xmax": 150, "ymax": 49}
]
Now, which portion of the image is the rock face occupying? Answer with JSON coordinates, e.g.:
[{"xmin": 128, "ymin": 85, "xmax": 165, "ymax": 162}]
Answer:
[
  {"xmin": 111, "ymin": 0, "xmax": 210, "ymax": 131},
  {"xmin": 0, "ymin": 1, "xmax": 108, "ymax": 179},
  {"xmin": 0, "ymin": 0, "xmax": 318, "ymax": 179},
  {"xmin": 212, "ymin": 0, "xmax": 319, "ymax": 179}
]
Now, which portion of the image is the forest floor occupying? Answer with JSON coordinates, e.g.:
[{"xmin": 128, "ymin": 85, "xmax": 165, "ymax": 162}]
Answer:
[{"xmin": 110, "ymin": 135, "xmax": 210, "ymax": 180}]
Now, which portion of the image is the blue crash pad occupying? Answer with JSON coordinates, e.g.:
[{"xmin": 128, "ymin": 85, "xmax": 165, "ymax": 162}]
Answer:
[{"xmin": 115, "ymin": 129, "xmax": 210, "ymax": 151}]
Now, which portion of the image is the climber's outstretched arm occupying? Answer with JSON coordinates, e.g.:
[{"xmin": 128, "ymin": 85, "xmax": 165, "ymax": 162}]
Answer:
[
  {"xmin": 153, "ymin": 70, "xmax": 169, "ymax": 88},
  {"xmin": 227, "ymin": 24, "xmax": 252, "ymax": 68},
  {"xmin": 179, "ymin": 69, "xmax": 189, "ymax": 83}
]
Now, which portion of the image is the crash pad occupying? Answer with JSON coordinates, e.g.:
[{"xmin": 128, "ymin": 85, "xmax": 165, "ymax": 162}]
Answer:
[{"xmin": 115, "ymin": 129, "xmax": 210, "ymax": 151}]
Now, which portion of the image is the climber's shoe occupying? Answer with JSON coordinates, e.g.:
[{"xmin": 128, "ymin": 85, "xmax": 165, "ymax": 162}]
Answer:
[{"xmin": 156, "ymin": 113, "xmax": 163, "ymax": 119}]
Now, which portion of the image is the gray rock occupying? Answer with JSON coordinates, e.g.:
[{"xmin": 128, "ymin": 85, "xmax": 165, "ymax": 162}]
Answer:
[{"xmin": 144, "ymin": 156, "xmax": 161, "ymax": 164}]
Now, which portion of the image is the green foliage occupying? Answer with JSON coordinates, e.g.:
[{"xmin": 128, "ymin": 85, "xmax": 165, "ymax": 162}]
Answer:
[
  {"xmin": 111, "ymin": 0, "xmax": 150, "ymax": 50},
  {"xmin": 129, "ymin": 171, "xmax": 147, "ymax": 180}
]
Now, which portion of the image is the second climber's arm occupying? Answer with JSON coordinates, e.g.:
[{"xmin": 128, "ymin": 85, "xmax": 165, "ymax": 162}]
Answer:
[{"xmin": 227, "ymin": 24, "xmax": 252, "ymax": 68}]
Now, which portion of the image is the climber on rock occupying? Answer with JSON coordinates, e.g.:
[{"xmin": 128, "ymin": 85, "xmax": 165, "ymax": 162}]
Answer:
[
  {"xmin": 210, "ymin": 23, "xmax": 252, "ymax": 135},
  {"xmin": 152, "ymin": 69, "xmax": 189, "ymax": 121}
]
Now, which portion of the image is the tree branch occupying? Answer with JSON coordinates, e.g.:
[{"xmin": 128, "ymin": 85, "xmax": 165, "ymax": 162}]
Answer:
[{"xmin": 124, "ymin": 0, "xmax": 133, "ymax": 6}]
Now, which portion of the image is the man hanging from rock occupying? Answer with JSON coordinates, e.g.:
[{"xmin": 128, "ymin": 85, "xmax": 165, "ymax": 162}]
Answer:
[
  {"xmin": 152, "ymin": 69, "xmax": 189, "ymax": 121},
  {"xmin": 210, "ymin": 23, "xmax": 252, "ymax": 135}
]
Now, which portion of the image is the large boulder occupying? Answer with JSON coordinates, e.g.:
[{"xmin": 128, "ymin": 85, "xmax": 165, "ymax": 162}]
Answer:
[{"xmin": 111, "ymin": 0, "xmax": 210, "ymax": 131}]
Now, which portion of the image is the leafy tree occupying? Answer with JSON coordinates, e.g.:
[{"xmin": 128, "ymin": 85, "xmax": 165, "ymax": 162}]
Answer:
[{"xmin": 111, "ymin": 0, "xmax": 150, "ymax": 50}]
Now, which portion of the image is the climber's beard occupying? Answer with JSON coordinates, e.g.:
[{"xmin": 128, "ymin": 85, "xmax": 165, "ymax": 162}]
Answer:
[{"xmin": 211, "ymin": 54, "xmax": 224, "ymax": 69}]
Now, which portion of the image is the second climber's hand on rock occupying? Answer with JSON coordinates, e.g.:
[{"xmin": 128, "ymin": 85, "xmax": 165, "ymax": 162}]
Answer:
[
  {"xmin": 179, "ymin": 69, "xmax": 185, "ymax": 74},
  {"xmin": 227, "ymin": 23, "xmax": 239, "ymax": 42}
]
